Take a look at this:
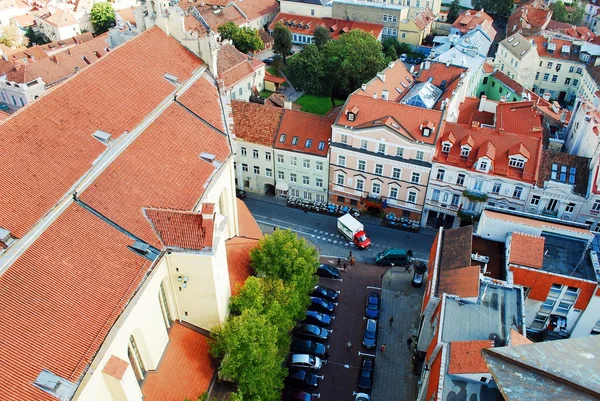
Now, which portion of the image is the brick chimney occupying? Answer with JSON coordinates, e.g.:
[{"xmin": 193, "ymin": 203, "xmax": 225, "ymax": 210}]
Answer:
[{"xmin": 471, "ymin": 121, "xmax": 480, "ymax": 130}]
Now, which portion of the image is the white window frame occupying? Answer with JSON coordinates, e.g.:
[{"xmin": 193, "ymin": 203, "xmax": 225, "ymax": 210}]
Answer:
[{"xmin": 411, "ymin": 172, "xmax": 420, "ymax": 184}]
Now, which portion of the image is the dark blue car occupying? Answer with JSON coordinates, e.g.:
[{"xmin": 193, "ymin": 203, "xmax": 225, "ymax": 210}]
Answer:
[
  {"xmin": 362, "ymin": 319, "xmax": 377, "ymax": 349},
  {"xmin": 286, "ymin": 368, "xmax": 322, "ymax": 387},
  {"xmin": 305, "ymin": 310, "xmax": 333, "ymax": 327},
  {"xmin": 309, "ymin": 296, "xmax": 336, "ymax": 313},
  {"xmin": 365, "ymin": 291, "xmax": 380, "ymax": 319},
  {"xmin": 312, "ymin": 285, "xmax": 339, "ymax": 301}
]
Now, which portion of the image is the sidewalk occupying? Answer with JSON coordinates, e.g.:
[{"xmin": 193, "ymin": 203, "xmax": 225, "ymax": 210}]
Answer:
[{"xmin": 371, "ymin": 266, "xmax": 424, "ymax": 401}]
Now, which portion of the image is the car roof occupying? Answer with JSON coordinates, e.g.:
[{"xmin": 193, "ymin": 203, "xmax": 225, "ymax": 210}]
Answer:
[{"xmin": 366, "ymin": 319, "xmax": 377, "ymax": 329}]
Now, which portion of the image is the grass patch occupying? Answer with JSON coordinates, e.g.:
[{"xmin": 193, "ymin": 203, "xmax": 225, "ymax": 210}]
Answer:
[
  {"xmin": 266, "ymin": 66, "xmax": 281, "ymax": 77},
  {"xmin": 259, "ymin": 90, "xmax": 274, "ymax": 99},
  {"xmin": 296, "ymin": 94, "xmax": 345, "ymax": 115}
]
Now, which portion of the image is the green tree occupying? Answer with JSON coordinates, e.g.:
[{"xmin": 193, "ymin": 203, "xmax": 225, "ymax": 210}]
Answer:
[
  {"xmin": 322, "ymin": 29, "xmax": 387, "ymax": 95},
  {"xmin": 549, "ymin": 1, "xmax": 568, "ymax": 22},
  {"xmin": 0, "ymin": 25, "xmax": 28, "ymax": 48},
  {"xmin": 218, "ymin": 23, "xmax": 264, "ymax": 53},
  {"xmin": 568, "ymin": 0, "xmax": 586, "ymax": 25},
  {"xmin": 272, "ymin": 22, "xmax": 292, "ymax": 62},
  {"xmin": 382, "ymin": 37, "xmax": 399, "ymax": 60},
  {"xmin": 218, "ymin": 21, "xmax": 239, "ymax": 41},
  {"xmin": 448, "ymin": 0, "xmax": 461, "ymax": 22},
  {"xmin": 250, "ymin": 229, "xmax": 318, "ymax": 294},
  {"xmin": 313, "ymin": 25, "xmax": 330, "ymax": 49},
  {"xmin": 90, "ymin": 2, "xmax": 115, "ymax": 34},
  {"xmin": 287, "ymin": 44, "xmax": 328, "ymax": 95},
  {"xmin": 471, "ymin": 0, "xmax": 512, "ymax": 15},
  {"xmin": 211, "ymin": 309, "xmax": 286, "ymax": 401}
]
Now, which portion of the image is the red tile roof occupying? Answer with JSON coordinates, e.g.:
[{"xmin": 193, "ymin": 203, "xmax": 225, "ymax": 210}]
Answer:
[
  {"xmin": 269, "ymin": 13, "xmax": 383, "ymax": 40},
  {"xmin": 438, "ymin": 265, "xmax": 481, "ymax": 298},
  {"xmin": 337, "ymin": 95, "xmax": 444, "ymax": 145},
  {"xmin": 226, "ymin": 236, "xmax": 259, "ymax": 294},
  {"xmin": 495, "ymin": 101, "xmax": 544, "ymax": 136},
  {"xmin": 412, "ymin": 62, "xmax": 467, "ymax": 109},
  {"xmin": 413, "ymin": 7, "xmax": 435, "ymax": 31},
  {"xmin": 265, "ymin": 71, "xmax": 287, "ymax": 84},
  {"xmin": 492, "ymin": 70, "xmax": 525, "ymax": 95},
  {"xmin": 233, "ymin": 0, "xmax": 279, "ymax": 22},
  {"xmin": 453, "ymin": 9, "xmax": 495, "ymax": 39},
  {"xmin": 80, "ymin": 102, "xmax": 230, "ymax": 248},
  {"xmin": 353, "ymin": 60, "xmax": 413, "ymax": 101},
  {"xmin": 530, "ymin": 35, "xmax": 576, "ymax": 60},
  {"xmin": 196, "ymin": 4, "xmax": 246, "ymax": 31},
  {"xmin": 102, "ymin": 355, "xmax": 129, "ymax": 380},
  {"xmin": 237, "ymin": 198, "xmax": 263, "ymax": 239},
  {"xmin": 425, "ymin": 349, "xmax": 443, "ymax": 401},
  {"xmin": 142, "ymin": 323, "xmax": 215, "ymax": 401},
  {"xmin": 231, "ymin": 100, "xmax": 283, "ymax": 146},
  {"xmin": 448, "ymin": 340, "xmax": 494, "ymax": 374},
  {"xmin": 507, "ymin": 0, "xmax": 551, "ymax": 35},
  {"xmin": 509, "ymin": 232, "xmax": 545, "ymax": 269},
  {"xmin": 177, "ymin": 75, "xmax": 226, "ymax": 132},
  {"xmin": 483, "ymin": 62, "xmax": 494, "ymax": 73},
  {"xmin": 456, "ymin": 97, "xmax": 495, "ymax": 126},
  {"xmin": 0, "ymin": 203, "xmax": 149, "ymax": 401},
  {"xmin": 0, "ymin": 27, "xmax": 203, "ymax": 239},
  {"xmin": 275, "ymin": 109, "xmax": 334, "ymax": 156},
  {"xmin": 145, "ymin": 208, "xmax": 212, "ymax": 250},
  {"xmin": 217, "ymin": 43, "xmax": 264, "ymax": 88},
  {"xmin": 509, "ymin": 328, "xmax": 533, "ymax": 345}
]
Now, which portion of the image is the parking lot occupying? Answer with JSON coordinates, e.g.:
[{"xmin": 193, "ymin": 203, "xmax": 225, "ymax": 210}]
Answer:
[{"xmin": 306, "ymin": 256, "xmax": 424, "ymax": 400}]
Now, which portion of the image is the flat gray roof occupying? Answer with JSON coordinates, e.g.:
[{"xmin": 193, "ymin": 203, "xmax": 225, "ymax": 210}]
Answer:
[{"xmin": 541, "ymin": 233, "xmax": 595, "ymax": 281}]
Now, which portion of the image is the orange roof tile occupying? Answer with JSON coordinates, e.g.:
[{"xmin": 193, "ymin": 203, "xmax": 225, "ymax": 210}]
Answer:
[
  {"xmin": 509, "ymin": 142, "xmax": 531, "ymax": 158},
  {"xmin": 11, "ymin": 12, "xmax": 35, "ymax": 27},
  {"xmin": 353, "ymin": 60, "xmax": 413, "ymax": 101},
  {"xmin": 233, "ymin": 0, "xmax": 278, "ymax": 22},
  {"xmin": 483, "ymin": 62, "xmax": 494, "ymax": 73},
  {"xmin": 226, "ymin": 236, "xmax": 259, "ymax": 294},
  {"xmin": 102, "ymin": 355, "xmax": 129, "ymax": 380},
  {"xmin": 509, "ymin": 232, "xmax": 545, "ymax": 269},
  {"xmin": 456, "ymin": 97, "xmax": 495, "ymax": 126},
  {"xmin": 476, "ymin": 139, "xmax": 496, "ymax": 161},
  {"xmin": 269, "ymin": 13, "xmax": 383, "ymax": 40},
  {"xmin": 265, "ymin": 71, "xmax": 287, "ymax": 84},
  {"xmin": 231, "ymin": 100, "xmax": 283, "ymax": 146},
  {"xmin": 413, "ymin": 7, "xmax": 435, "ymax": 31},
  {"xmin": 530, "ymin": 35, "xmax": 577, "ymax": 61},
  {"xmin": 438, "ymin": 265, "xmax": 480, "ymax": 298},
  {"xmin": 275, "ymin": 109, "xmax": 334, "ymax": 156},
  {"xmin": 0, "ymin": 27, "xmax": 203, "ymax": 239},
  {"xmin": 145, "ymin": 208, "xmax": 212, "ymax": 250},
  {"xmin": 337, "ymin": 95, "xmax": 444, "ymax": 145},
  {"xmin": 34, "ymin": 7, "xmax": 78, "ymax": 27},
  {"xmin": 0, "ymin": 203, "xmax": 149, "ymax": 401},
  {"xmin": 142, "ymin": 323, "xmax": 215, "ymax": 401},
  {"xmin": 460, "ymin": 134, "xmax": 474, "ymax": 147},
  {"xmin": 197, "ymin": 4, "xmax": 246, "ymax": 31},
  {"xmin": 237, "ymin": 198, "xmax": 263, "ymax": 239},
  {"xmin": 492, "ymin": 70, "xmax": 524, "ymax": 95},
  {"xmin": 217, "ymin": 43, "xmax": 263, "ymax": 88},
  {"xmin": 448, "ymin": 340, "xmax": 494, "ymax": 374},
  {"xmin": 80, "ymin": 102, "xmax": 230, "ymax": 248},
  {"xmin": 509, "ymin": 328, "xmax": 533, "ymax": 345},
  {"xmin": 495, "ymin": 101, "xmax": 543, "ymax": 136},
  {"xmin": 177, "ymin": 75, "xmax": 226, "ymax": 131},
  {"xmin": 453, "ymin": 9, "xmax": 496, "ymax": 40}
]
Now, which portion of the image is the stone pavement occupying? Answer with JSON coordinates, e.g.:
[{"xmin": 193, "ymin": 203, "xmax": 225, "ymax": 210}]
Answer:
[{"xmin": 371, "ymin": 266, "xmax": 424, "ymax": 401}]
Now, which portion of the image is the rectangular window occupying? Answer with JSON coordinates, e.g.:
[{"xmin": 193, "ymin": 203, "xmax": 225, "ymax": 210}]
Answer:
[
  {"xmin": 492, "ymin": 182, "xmax": 501, "ymax": 194},
  {"xmin": 531, "ymin": 195, "xmax": 540, "ymax": 205},
  {"xmin": 358, "ymin": 160, "xmax": 366, "ymax": 171},
  {"xmin": 577, "ymin": 67, "xmax": 583, "ymax": 75},
  {"xmin": 392, "ymin": 167, "xmax": 401, "ymax": 180},
  {"xmin": 552, "ymin": 75, "xmax": 558, "ymax": 83},
  {"xmin": 277, "ymin": 154, "xmax": 284, "ymax": 164},
  {"xmin": 356, "ymin": 179, "xmax": 364, "ymax": 191},
  {"xmin": 336, "ymin": 174, "xmax": 344, "ymax": 186},
  {"xmin": 547, "ymin": 62, "xmax": 553, "ymax": 69},
  {"xmin": 316, "ymin": 161, "xmax": 324, "ymax": 171},
  {"xmin": 442, "ymin": 143, "xmax": 451, "ymax": 153},
  {"xmin": 239, "ymin": 87, "xmax": 243, "ymax": 96},
  {"xmin": 253, "ymin": 149, "xmax": 259, "ymax": 158},
  {"xmin": 372, "ymin": 182, "xmax": 381, "ymax": 195},
  {"xmin": 436, "ymin": 169, "xmax": 445, "ymax": 180},
  {"xmin": 564, "ymin": 202, "xmax": 575, "ymax": 213},
  {"xmin": 473, "ymin": 180, "xmax": 483, "ymax": 191},
  {"xmin": 316, "ymin": 178, "xmax": 323, "ymax": 188},
  {"xmin": 292, "ymin": 136, "xmax": 299, "ymax": 146},
  {"xmin": 290, "ymin": 157, "xmax": 297, "ymax": 166},
  {"xmin": 340, "ymin": 134, "xmax": 348, "ymax": 144},
  {"xmin": 416, "ymin": 151, "xmax": 424, "ymax": 160},
  {"xmin": 543, "ymin": 73, "xmax": 549, "ymax": 81},
  {"xmin": 266, "ymin": 168, "xmax": 272, "ymax": 177},
  {"xmin": 513, "ymin": 186, "xmax": 523, "ymax": 198},
  {"xmin": 375, "ymin": 164, "xmax": 383, "ymax": 175},
  {"xmin": 278, "ymin": 171, "xmax": 284, "ymax": 180},
  {"xmin": 573, "ymin": 79, "xmax": 579, "ymax": 86},
  {"xmin": 509, "ymin": 158, "xmax": 525, "ymax": 169},
  {"xmin": 242, "ymin": 163, "xmax": 248, "ymax": 172},
  {"xmin": 303, "ymin": 176, "xmax": 310, "ymax": 185},
  {"xmin": 549, "ymin": 284, "xmax": 563, "ymax": 299},
  {"xmin": 411, "ymin": 172, "xmax": 420, "ymax": 184},
  {"xmin": 254, "ymin": 166, "xmax": 260, "ymax": 174},
  {"xmin": 305, "ymin": 139, "xmax": 312, "ymax": 148},
  {"xmin": 432, "ymin": 189, "xmax": 440, "ymax": 202},
  {"xmin": 478, "ymin": 160, "xmax": 488, "ymax": 171},
  {"xmin": 396, "ymin": 147, "xmax": 404, "ymax": 157},
  {"xmin": 456, "ymin": 174, "xmax": 465, "ymax": 186},
  {"xmin": 408, "ymin": 191, "xmax": 417, "ymax": 204},
  {"xmin": 378, "ymin": 143, "xmax": 386, "ymax": 154},
  {"xmin": 569, "ymin": 66, "xmax": 575, "ymax": 73},
  {"xmin": 389, "ymin": 186, "xmax": 398, "ymax": 199},
  {"xmin": 303, "ymin": 159, "xmax": 310, "ymax": 169},
  {"xmin": 290, "ymin": 173, "xmax": 297, "ymax": 183},
  {"xmin": 460, "ymin": 148, "xmax": 470, "ymax": 157},
  {"xmin": 338, "ymin": 155, "xmax": 346, "ymax": 167},
  {"xmin": 360, "ymin": 140, "xmax": 368, "ymax": 150},
  {"xmin": 241, "ymin": 147, "xmax": 247, "ymax": 156},
  {"xmin": 565, "ymin": 78, "xmax": 571, "ymax": 85},
  {"xmin": 451, "ymin": 194, "xmax": 460, "ymax": 206}
]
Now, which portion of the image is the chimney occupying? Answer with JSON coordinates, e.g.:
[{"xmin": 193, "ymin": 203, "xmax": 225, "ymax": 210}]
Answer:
[
  {"xmin": 284, "ymin": 100, "xmax": 292, "ymax": 110},
  {"xmin": 424, "ymin": 61, "xmax": 431, "ymax": 70},
  {"xmin": 560, "ymin": 110, "xmax": 567, "ymax": 123},
  {"xmin": 471, "ymin": 121, "xmax": 480, "ymax": 130},
  {"xmin": 361, "ymin": 83, "xmax": 367, "ymax": 92},
  {"xmin": 51, "ymin": 55, "xmax": 59, "ymax": 64},
  {"xmin": 551, "ymin": 101, "xmax": 560, "ymax": 113},
  {"xmin": 381, "ymin": 89, "xmax": 389, "ymax": 101},
  {"xmin": 543, "ymin": 92, "xmax": 551, "ymax": 101},
  {"xmin": 372, "ymin": 92, "xmax": 377, "ymax": 99}
]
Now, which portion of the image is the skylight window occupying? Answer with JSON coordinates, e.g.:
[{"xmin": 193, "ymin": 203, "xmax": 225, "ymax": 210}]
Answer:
[
  {"xmin": 305, "ymin": 139, "xmax": 312, "ymax": 148},
  {"xmin": 279, "ymin": 133, "xmax": 286, "ymax": 143},
  {"xmin": 292, "ymin": 136, "xmax": 299, "ymax": 145},
  {"xmin": 512, "ymin": 41, "xmax": 520, "ymax": 47},
  {"xmin": 318, "ymin": 141, "xmax": 325, "ymax": 150},
  {"xmin": 508, "ymin": 37, "xmax": 515, "ymax": 43}
]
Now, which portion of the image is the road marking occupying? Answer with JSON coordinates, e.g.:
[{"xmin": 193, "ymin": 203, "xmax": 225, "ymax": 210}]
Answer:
[
  {"xmin": 333, "ymin": 240, "xmax": 338, "ymax": 244},
  {"xmin": 367, "ymin": 286, "xmax": 382, "ymax": 290},
  {"xmin": 358, "ymin": 351, "xmax": 376, "ymax": 357}
]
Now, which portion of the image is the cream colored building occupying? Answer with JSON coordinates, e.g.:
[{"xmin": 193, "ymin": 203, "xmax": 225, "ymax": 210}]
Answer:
[
  {"xmin": 33, "ymin": 6, "xmax": 81, "ymax": 41},
  {"xmin": 280, "ymin": 0, "xmax": 333, "ymax": 18}
]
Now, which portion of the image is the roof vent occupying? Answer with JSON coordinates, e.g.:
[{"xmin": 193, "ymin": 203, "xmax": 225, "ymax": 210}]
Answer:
[
  {"xmin": 200, "ymin": 152, "xmax": 216, "ymax": 163},
  {"xmin": 130, "ymin": 240, "xmax": 150, "ymax": 254},
  {"xmin": 92, "ymin": 130, "xmax": 112, "ymax": 144},
  {"xmin": 33, "ymin": 370, "xmax": 76, "ymax": 401},
  {"xmin": 163, "ymin": 73, "xmax": 179, "ymax": 85}
]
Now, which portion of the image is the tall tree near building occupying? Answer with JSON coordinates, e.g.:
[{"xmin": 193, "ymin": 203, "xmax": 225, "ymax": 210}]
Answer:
[
  {"xmin": 448, "ymin": 0, "xmax": 461, "ymax": 21},
  {"xmin": 287, "ymin": 44, "xmax": 328, "ymax": 95},
  {"xmin": 0, "ymin": 25, "xmax": 28, "ymax": 48},
  {"xmin": 471, "ymin": 0, "xmax": 512, "ymax": 16},
  {"xmin": 218, "ymin": 22, "xmax": 264, "ymax": 53},
  {"xmin": 313, "ymin": 26, "xmax": 330, "ymax": 49},
  {"xmin": 273, "ymin": 22, "xmax": 293, "ymax": 62},
  {"xmin": 549, "ymin": 1, "xmax": 569, "ymax": 22},
  {"xmin": 218, "ymin": 21, "xmax": 239, "ymax": 41},
  {"xmin": 568, "ymin": 0, "xmax": 586, "ymax": 25},
  {"xmin": 90, "ymin": 2, "xmax": 115, "ymax": 34}
]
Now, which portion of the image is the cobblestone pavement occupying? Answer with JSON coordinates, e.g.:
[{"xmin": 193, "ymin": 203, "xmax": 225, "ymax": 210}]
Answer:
[{"xmin": 371, "ymin": 267, "xmax": 424, "ymax": 401}]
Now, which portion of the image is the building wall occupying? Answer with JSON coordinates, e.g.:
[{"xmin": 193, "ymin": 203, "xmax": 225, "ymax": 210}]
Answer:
[
  {"xmin": 0, "ymin": 3, "xmax": 29, "ymax": 26},
  {"xmin": 235, "ymin": 141, "xmax": 276, "ymax": 193},
  {"xmin": 494, "ymin": 43, "xmax": 539, "ymax": 90},
  {"xmin": 525, "ymin": 182, "xmax": 586, "ymax": 221},
  {"xmin": 0, "ymin": 77, "xmax": 46, "ymax": 112},
  {"xmin": 247, "ymin": 10, "xmax": 279, "ymax": 30},
  {"xmin": 329, "ymin": 125, "xmax": 433, "ymax": 218},
  {"xmin": 280, "ymin": 0, "xmax": 333, "ymax": 18},
  {"xmin": 274, "ymin": 149, "xmax": 330, "ymax": 201},
  {"xmin": 570, "ymin": 290, "xmax": 600, "ymax": 337},
  {"xmin": 228, "ymin": 64, "xmax": 265, "ymax": 102},
  {"xmin": 478, "ymin": 74, "xmax": 523, "ymax": 102},
  {"xmin": 35, "ymin": 18, "xmax": 81, "ymax": 41}
]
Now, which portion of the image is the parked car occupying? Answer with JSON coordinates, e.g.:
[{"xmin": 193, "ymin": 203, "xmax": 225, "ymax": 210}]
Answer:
[
  {"xmin": 304, "ymin": 310, "xmax": 333, "ymax": 327},
  {"xmin": 312, "ymin": 285, "xmax": 339, "ymax": 301},
  {"xmin": 316, "ymin": 264, "xmax": 340, "ymax": 279},
  {"xmin": 400, "ymin": 53, "xmax": 407, "ymax": 62},
  {"xmin": 262, "ymin": 57, "xmax": 274, "ymax": 64},
  {"xmin": 290, "ymin": 353, "xmax": 323, "ymax": 371},
  {"xmin": 412, "ymin": 261, "xmax": 427, "ymax": 288},
  {"xmin": 365, "ymin": 291, "xmax": 381, "ymax": 319},
  {"xmin": 283, "ymin": 389, "xmax": 320, "ymax": 401},
  {"xmin": 295, "ymin": 324, "xmax": 332, "ymax": 341},
  {"xmin": 353, "ymin": 393, "xmax": 370, "ymax": 401},
  {"xmin": 286, "ymin": 368, "xmax": 323, "ymax": 388},
  {"xmin": 376, "ymin": 248, "xmax": 409, "ymax": 266},
  {"xmin": 309, "ymin": 296, "xmax": 336, "ymax": 313},
  {"xmin": 405, "ymin": 56, "xmax": 414, "ymax": 64},
  {"xmin": 291, "ymin": 338, "xmax": 328, "ymax": 358},
  {"xmin": 362, "ymin": 319, "xmax": 377, "ymax": 349},
  {"xmin": 235, "ymin": 189, "xmax": 246, "ymax": 199},
  {"xmin": 358, "ymin": 357, "xmax": 375, "ymax": 390},
  {"xmin": 414, "ymin": 57, "xmax": 422, "ymax": 64}
]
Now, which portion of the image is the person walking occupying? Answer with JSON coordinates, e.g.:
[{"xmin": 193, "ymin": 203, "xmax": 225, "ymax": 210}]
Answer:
[
  {"xmin": 407, "ymin": 337, "xmax": 413, "ymax": 351},
  {"xmin": 350, "ymin": 256, "xmax": 355, "ymax": 266},
  {"xmin": 380, "ymin": 344, "xmax": 386, "ymax": 353},
  {"xmin": 348, "ymin": 250, "xmax": 353, "ymax": 260},
  {"xmin": 337, "ymin": 258, "xmax": 342, "ymax": 268},
  {"xmin": 404, "ymin": 264, "xmax": 411, "ymax": 273},
  {"xmin": 343, "ymin": 263, "xmax": 347, "ymax": 272},
  {"xmin": 389, "ymin": 316, "xmax": 394, "ymax": 327},
  {"xmin": 346, "ymin": 341, "xmax": 352, "ymax": 352}
]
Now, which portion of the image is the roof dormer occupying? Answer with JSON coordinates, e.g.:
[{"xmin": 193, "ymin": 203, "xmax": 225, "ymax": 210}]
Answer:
[
  {"xmin": 508, "ymin": 143, "xmax": 530, "ymax": 169},
  {"xmin": 460, "ymin": 134, "xmax": 474, "ymax": 157},
  {"xmin": 440, "ymin": 131, "xmax": 455, "ymax": 153},
  {"xmin": 347, "ymin": 106, "xmax": 359, "ymax": 122},
  {"xmin": 420, "ymin": 121, "xmax": 435, "ymax": 137}
]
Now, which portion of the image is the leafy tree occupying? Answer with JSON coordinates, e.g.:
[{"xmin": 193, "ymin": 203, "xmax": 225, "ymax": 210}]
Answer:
[
  {"xmin": 549, "ymin": 1, "xmax": 568, "ymax": 22},
  {"xmin": 448, "ymin": 0, "xmax": 461, "ymax": 22},
  {"xmin": 250, "ymin": 229, "xmax": 318, "ymax": 295},
  {"xmin": 471, "ymin": 0, "xmax": 512, "ymax": 16},
  {"xmin": 0, "ymin": 25, "xmax": 28, "ymax": 48},
  {"xmin": 211, "ymin": 309, "xmax": 286, "ymax": 401},
  {"xmin": 313, "ymin": 25, "xmax": 330, "ymax": 49},
  {"xmin": 568, "ymin": 0, "xmax": 586, "ymax": 25},
  {"xmin": 90, "ymin": 2, "xmax": 115, "ymax": 34},
  {"xmin": 218, "ymin": 23, "xmax": 264, "ymax": 53},
  {"xmin": 218, "ymin": 21, "xmax": 239, "ymax": 41},
  {"xmin": 272, "ymin": 22, "xmax": 292, "ymax": 62},
  {"xmin": 287, "ymin": 44, "xmax": 328, "ymax": 95}
]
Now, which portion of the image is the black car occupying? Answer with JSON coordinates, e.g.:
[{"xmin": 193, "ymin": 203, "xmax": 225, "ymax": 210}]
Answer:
[
  {"xmin": 295, "ymin": 323, "xmax": 332, "ymax": 340},
  {"xmin": 304, "ymin": 310, "xmax": 333, "ymax": 327},
  {"xmin": 365, "ymin": 291, "xmax": 380, "ymax": 319},
  {"xmin": 309, "ymin": 296, "xmax": 336, "ymax": 313},
  {"xmin": 283, "ymin": 389, "xmax": 320, "ymax": 401},
  {"xmin": 358, "ymin": 357, "xmax": 375, "ymax": 390},
  {"xmin": 312, "ymin": 285, "xmax": 339, "ymax": 301},
  {"xmin": 262, "ymin": 56, "xmax": 274, "ymax": 64},
  {"xmin": 286, "ymin": 368, "xmax": 322, "ymax": 388},
  {"xmin": 316, "ymin": 264, "xmax": 340, "ymax": 279},
  {"xmin": 405, "ymin": 56, "xmax": 414, "ymax": 64},
  {"xmin": 362, "ymin": 319, "xmax": 377, "ymax": 349},
  {"xmin": 291, "ymin": 338, "xmax": 328, "ymax": 358},
  {"xmin": 235, "ymin": 188, "xmax": 246, "ymax": 199}
]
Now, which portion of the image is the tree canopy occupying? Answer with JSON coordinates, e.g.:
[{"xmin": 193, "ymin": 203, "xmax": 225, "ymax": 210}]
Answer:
[
  {"xmin": 550, "ymin": 0, "xmax": 585, "ymax": 25},
  {"xmin": 286, "ymin": 44, "xmax": 328, "ymax": 95},
  {"xmin": 448, "ymin": 0, "xmax": 461, "ymax": 22},
  {"xmin": 273, "ymin": 22, "xmax": 292, "ymax": 61},
  {"xmin": 0, "ymin": 25, "xmax": 28, "ymax": 48},
  {"xmin": 313, "ymin": 25, "xmax": 330, "ymax": 49},
  {"xmin": 218, "ymin": 22, "xmax": 264, "ymax": 53},
  {"xmin": 90, "ymin": 2, "xmax": 115, "ymax": 34},
  {"xmin": 471, "ymin": 0, "xmax": 512, "ymax": 16}
]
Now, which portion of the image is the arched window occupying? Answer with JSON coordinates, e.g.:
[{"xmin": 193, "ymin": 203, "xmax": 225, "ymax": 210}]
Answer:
[{"xmin": 128, "ymin": 336, "xmax": 146, "ymax": 384}]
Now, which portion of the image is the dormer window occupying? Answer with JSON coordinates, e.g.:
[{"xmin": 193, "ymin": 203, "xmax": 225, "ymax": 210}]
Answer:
[
  {"xmin": 292, "ymin": 136, "xmax": 299, "ymax": 145},
  {"xmin": 477, "ymin": 159, "xmax": 489, "ymax": 172},
  {"xmin": 347, "ymin": 106, "xmax": 359, "ymax": 122},
  {"xmin": 460, "ymin": 147, "xmax": 471, "ymax": 157},
  {"xmin": 508, "ymin": 157, "xmax": 525, "ymax": 169},
  {"xmin": 442, "ymin": 143, "xmax": 451, "ymax": 153},
  {"xmin": 279, "ymin": 133, "xmax": 286, "ymax": 143},
  {"xmin": 421, "ymin": 121, "xmax": 435, "ymax": 137},
  {"xmin": 348, "ymin": 112, "xmax": 355, "ymax": 121}
]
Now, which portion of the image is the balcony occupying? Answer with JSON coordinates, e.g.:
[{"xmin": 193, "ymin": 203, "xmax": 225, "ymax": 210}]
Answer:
[
  {"xmin": 462, "ymin": 189, "xmax": 488, "ymax": 202},
  {"xmin": 457, "ymin": 209, "xmax": 481, "ymax": 221}
]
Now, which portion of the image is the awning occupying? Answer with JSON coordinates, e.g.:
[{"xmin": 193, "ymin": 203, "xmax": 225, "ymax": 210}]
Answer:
[{"xmin": 276, "ymin": 181, "xmax": 289, "ymax": 191}]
